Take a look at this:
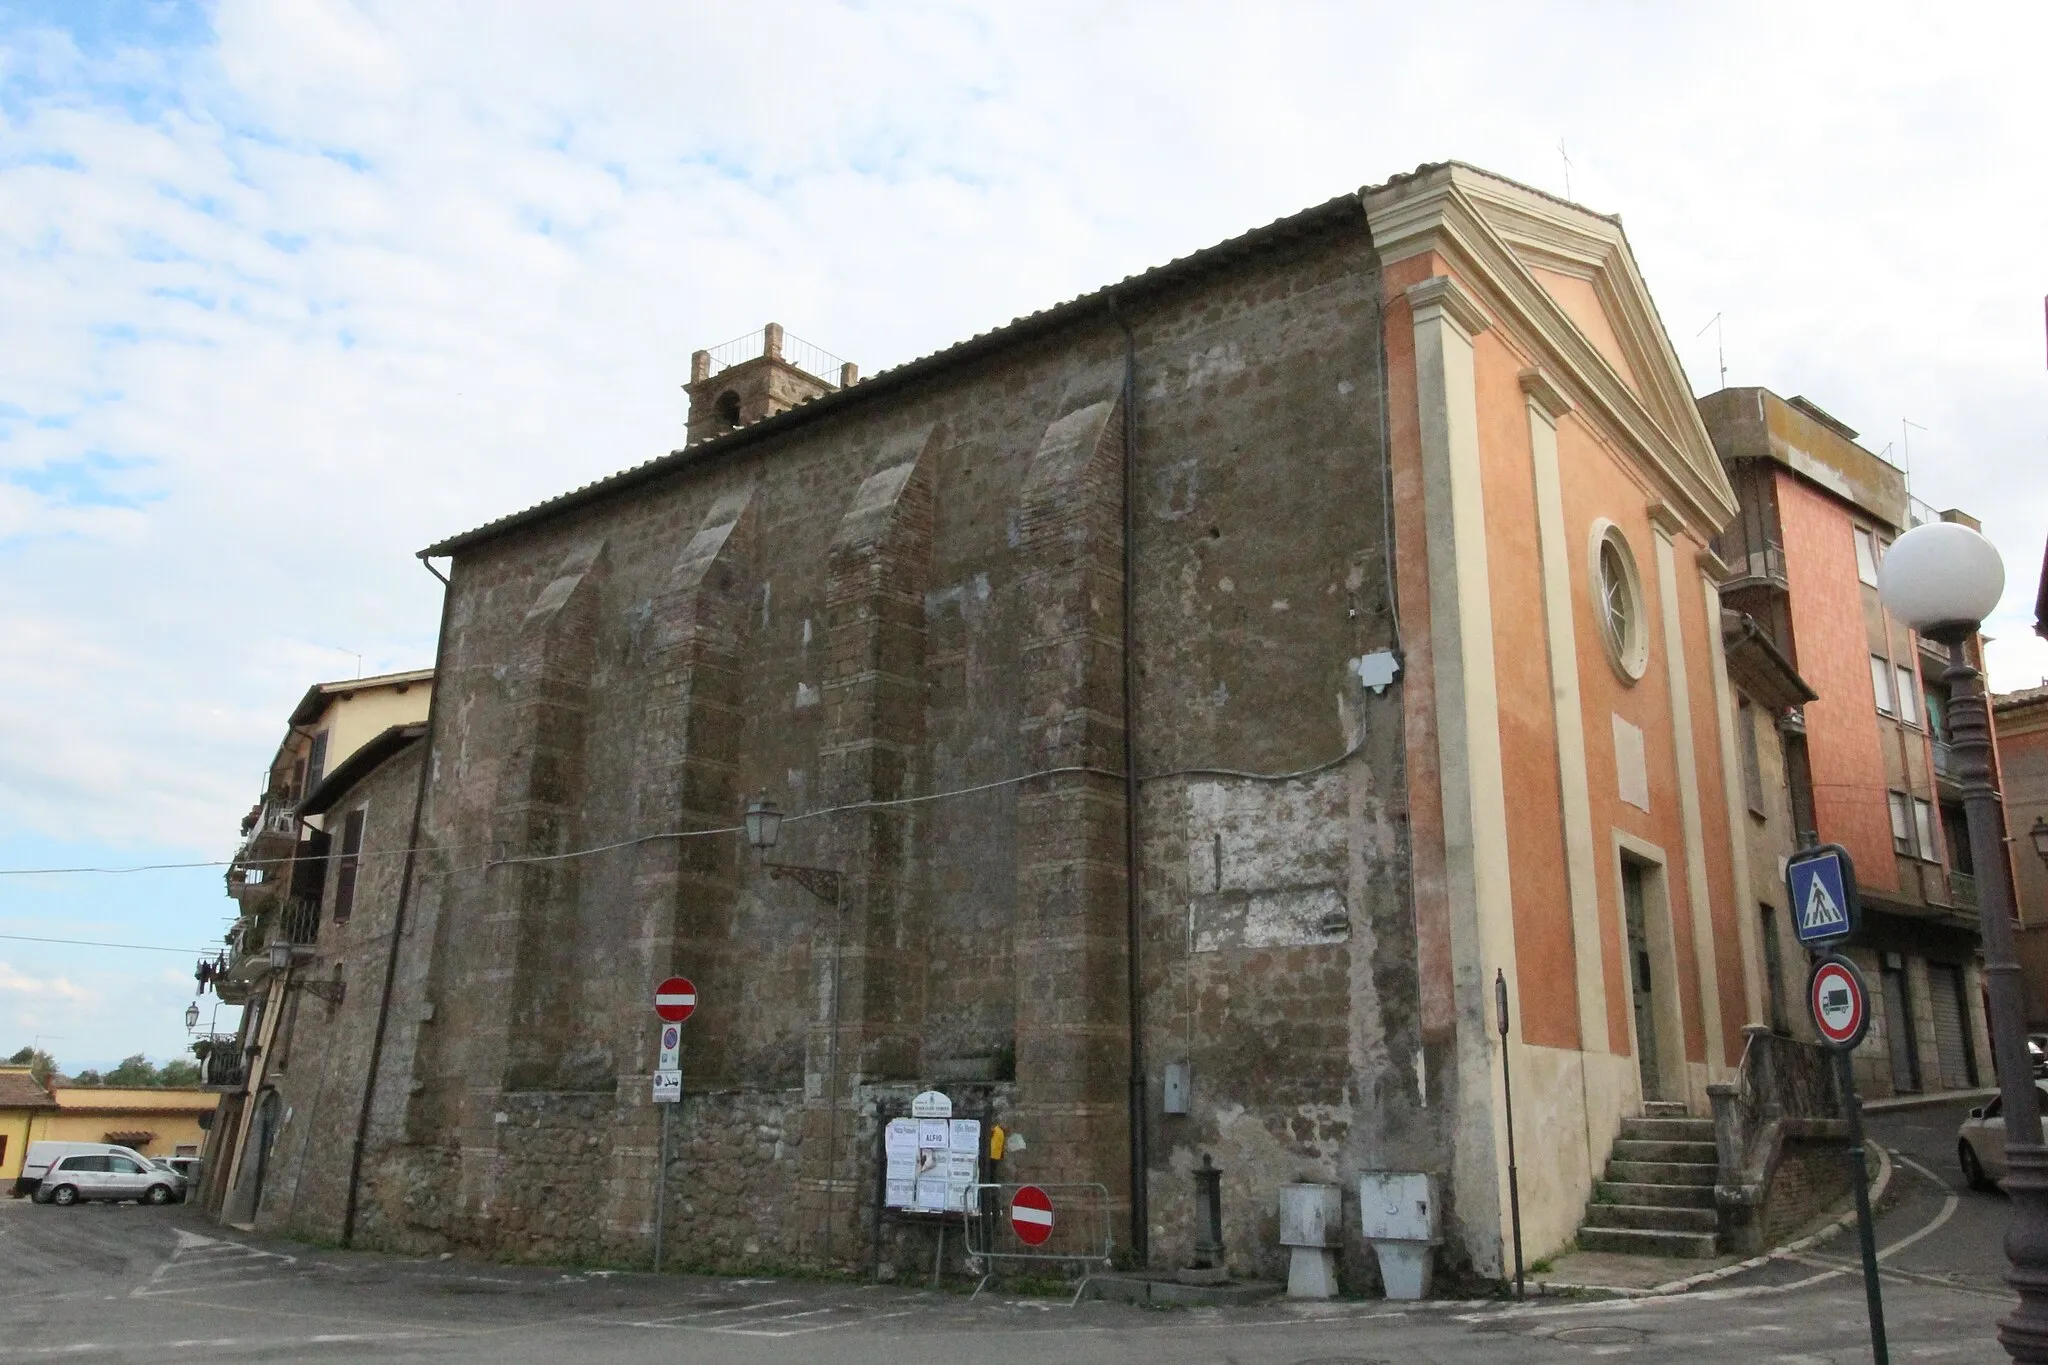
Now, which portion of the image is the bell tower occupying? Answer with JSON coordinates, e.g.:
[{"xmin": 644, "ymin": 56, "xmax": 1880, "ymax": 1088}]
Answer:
[{"xmin": 684, "ymin": 322, "xmax": 858, "ymax": 446}]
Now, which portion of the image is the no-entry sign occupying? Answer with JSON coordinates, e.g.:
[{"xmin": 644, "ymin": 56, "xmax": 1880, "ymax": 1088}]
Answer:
[
  {"xmin": 1809, "ymin": 954, "xmax": 1870, "ymax": 1051},
  {"xmin": 1010, "ymin": 1185, "xmax": 1054, "ymax": 1246},
  {"xmin": 653, "ymin": 976, "xmax": 697, "ymax": 1023}
]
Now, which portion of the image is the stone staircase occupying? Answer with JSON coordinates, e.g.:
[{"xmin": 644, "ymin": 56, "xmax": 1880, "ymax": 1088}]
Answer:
[{"xmin": 1576, "ymin": 1101, "xmax": 1720, "ymax": 1258}]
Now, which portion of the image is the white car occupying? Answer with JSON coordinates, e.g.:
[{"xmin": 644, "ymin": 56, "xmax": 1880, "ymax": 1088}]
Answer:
[
  {"xmin": 1957, "ymin": 1081, "xmax": 2048, "ymax": 1189},
  {"xmin": 32, "ymin": 1151, "xmax": 184, "ymax": 1206}
]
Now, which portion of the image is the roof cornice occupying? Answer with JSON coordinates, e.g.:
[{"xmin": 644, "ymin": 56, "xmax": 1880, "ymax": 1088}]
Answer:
[{"xmin": 1362, "ymin": 165, "xmax": 1739, "ymax": 538}]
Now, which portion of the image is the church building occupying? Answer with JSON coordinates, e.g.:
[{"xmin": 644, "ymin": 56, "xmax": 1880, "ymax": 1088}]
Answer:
[{"xmin": 255, "ymin": 162, "xmax": 1757, "ymax": 1288}]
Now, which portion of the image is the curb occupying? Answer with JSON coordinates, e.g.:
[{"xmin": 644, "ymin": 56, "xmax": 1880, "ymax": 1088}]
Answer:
[{"xmin": 1536, "ymin": 1139, "xmax": 1894, "ymax": 1301}]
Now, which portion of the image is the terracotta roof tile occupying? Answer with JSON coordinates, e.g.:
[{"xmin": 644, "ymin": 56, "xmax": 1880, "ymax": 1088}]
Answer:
[{"xmin": 0, "ymin": 1069, "xmax": 57, "ymax": 1109}]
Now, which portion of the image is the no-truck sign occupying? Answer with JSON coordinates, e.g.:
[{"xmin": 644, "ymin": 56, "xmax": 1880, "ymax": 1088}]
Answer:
[
  {"xmin": 1010, "ymin": 1185, "xmax": 1054, "ymax": 1246},
  {"xmin": 1809, "ymin": 954, "xmax": 1871, "ymax": 1051}
]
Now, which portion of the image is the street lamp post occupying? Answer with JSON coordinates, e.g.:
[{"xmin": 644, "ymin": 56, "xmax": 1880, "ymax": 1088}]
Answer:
[
  {"xmin": 1879, "ymin": 521, "xmax": 2048, "ymax": 1361},
  {"xmin": 743, "ymin": 799, "xmax": 848, "ymax": 1269}
]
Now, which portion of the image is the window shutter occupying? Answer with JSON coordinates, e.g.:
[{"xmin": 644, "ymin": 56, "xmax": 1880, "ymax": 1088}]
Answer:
[{"xmin": 333, "ymin": 808, "xmax": 366, "ymax": 922}]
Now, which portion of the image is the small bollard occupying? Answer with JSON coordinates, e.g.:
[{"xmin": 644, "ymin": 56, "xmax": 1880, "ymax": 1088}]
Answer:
[{"xmin": 1180, "ymin": 1153, "xmax": 1228, "ymax": 1285}]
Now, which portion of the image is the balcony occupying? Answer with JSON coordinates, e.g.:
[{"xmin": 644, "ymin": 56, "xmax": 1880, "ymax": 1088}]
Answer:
[
  {"xmin": 233, "ymin": 795, "xmax": 299, "ymax": 871},
  {"xmin": 1949, "ymin": 870, "xmax": 1977, "ymax": 909},
  {"xmin": 213, "ymin": 896, "xmax": 319, "ymax": 1005},
  {"xmin": 1723, "ymin": 540, "xmax": 1789, "ymax": 593},
  {"xmin": 1932, "ymin": 739, "xmax": 1954, "ymax": 779},
  {"xmin": 194, "ymin": 1035, "xmax": 247, "ymax": 1091},
  {"xmin": 277, "ymin": 896, "xmax": 321, "ymax": 949}
]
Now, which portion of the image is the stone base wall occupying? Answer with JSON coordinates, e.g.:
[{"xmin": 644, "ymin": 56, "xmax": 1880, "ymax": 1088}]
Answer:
[
  {"xmin": 1760, "ymin": 1136, "xmax": 1852, "ymax": 1247},
  {"xmin": 662, "ymin": 1089, "xmax": 806, "ymax": 1269},
  {"xmin": 345, "ymin": 1080, "xmax": 1021, "ymax": 1277}
]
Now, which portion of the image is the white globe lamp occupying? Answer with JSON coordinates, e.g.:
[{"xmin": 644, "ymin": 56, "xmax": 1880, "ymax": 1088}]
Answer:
[{"xmin": 1876, "ymin": 520, "xmax": 2005, "ymax": 641}]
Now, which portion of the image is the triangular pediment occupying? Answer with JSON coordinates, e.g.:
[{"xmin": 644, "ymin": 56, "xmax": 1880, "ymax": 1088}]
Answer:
[{"xmin": 1363, "ymin": 163, "xmax": 1738, "ymax": 535}]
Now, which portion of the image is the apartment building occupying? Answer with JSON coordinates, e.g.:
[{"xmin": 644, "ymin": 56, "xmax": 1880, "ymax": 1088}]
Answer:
[
  {"xmin": 1701, "ymin": 388, "xmax": 1995, "ymax": 1097},
  {"xmin": 197, "ymin": 667, "xmax": 432, "ymax": 1223}
]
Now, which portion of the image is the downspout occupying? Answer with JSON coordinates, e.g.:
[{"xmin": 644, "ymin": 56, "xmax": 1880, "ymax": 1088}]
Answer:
[
  {"xmin": 1107, "ymin": 295, "xmax": 1149, "ymax": 1262},
  {"xmin": 340, "ymin": 553, "xmax": 451, "ymax": 1245}
]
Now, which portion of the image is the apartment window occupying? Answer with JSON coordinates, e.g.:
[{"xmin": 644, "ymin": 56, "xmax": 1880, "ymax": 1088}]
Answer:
[
  {"xmin": 1944, "ymin": 803, "xmax": 1973, "ymax": 873},
  {"xmin": 1738, "ymin": 698, "xmax": 1767, "ymax": 817},
  {"xmin": 1870, "ymin": 655, "xmax": 1895, "ymax": 716},
  {"xmin": 1894, "ymin": 666, "xmax": 1920, "ymax": 726},
  {"xmin": 1854, "ymin": 527, "xmax": 1881, "ymax": 586},
  {"xmin": 1913, "ymin": 798, "xmax": 1937, "ymax": 862},
  {"xmin": 305, "ymin": 730, "xmax": 330, "ymax": 790},
  {"xmin": 1890, "ymin": 791, "xmax": 1914, "ymax": 855},
  {"xmin": 332, "ymin": 807, "xmax": 366, "ymax": 923}
]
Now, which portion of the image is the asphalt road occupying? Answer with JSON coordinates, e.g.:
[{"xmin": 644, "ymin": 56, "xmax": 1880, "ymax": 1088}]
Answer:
[{"xmin": 0, "ymin": 1105, "xmax": 2014, "ymax": 1365}]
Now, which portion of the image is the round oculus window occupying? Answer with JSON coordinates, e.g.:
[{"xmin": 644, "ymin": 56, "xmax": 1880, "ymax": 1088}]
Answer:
[{"xmin": 1592, "ymin": 523, "xmax": 1649, "ymax": 681}]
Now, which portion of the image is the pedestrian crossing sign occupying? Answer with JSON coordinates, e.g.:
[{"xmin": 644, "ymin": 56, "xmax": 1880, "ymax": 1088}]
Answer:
[{"xmin": 1786, "ymin": 844, "xmax": 1860, "ymax": 947}]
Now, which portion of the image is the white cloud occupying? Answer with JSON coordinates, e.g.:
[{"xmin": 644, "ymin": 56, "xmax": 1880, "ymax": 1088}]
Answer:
[
  {"xmin": 0, "ymin": 959, "xmax": 94, "ymax": 1002},
  {"xmin": 1, "ymin": 0, "xmax": 2045, "ymax": 878}
]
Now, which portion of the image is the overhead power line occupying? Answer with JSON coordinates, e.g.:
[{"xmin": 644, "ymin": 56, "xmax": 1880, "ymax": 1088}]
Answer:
[
  {"xmin": 0, "ymin": 738, "xmax": 1375, "ymax": 880},
  {"xmin": 0, "ymin": 932, "xmax": 219, "ymax": 955}
]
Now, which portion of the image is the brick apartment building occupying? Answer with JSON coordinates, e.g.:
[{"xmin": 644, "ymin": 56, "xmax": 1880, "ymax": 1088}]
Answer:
[
  {"xmin": 226, "ymin": 163, "xmax": 1775, "ymax": 1286},
  {"xmin": 1701, "ymin": 388, "xmax": 1996, "ymax": 1097},
  {"xmin": 1994, "ymin": 683, "xmax": 2048, "ymax": 1027}
]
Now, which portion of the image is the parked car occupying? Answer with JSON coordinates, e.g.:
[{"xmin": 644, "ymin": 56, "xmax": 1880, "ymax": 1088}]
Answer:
[
  {"xmin": 2028, "ymin": 1034, "xmax": 2048, "ymax": 1079},
  {"xmin": 151, "ymin": 1156, "xmax": 202, "ymax": 1185},
  {"xmin": 12, "ymin": 1140, "xmax": 157, "ymax": 1200},
  {"xmin": 32, "ymin": 1151, "xmax": 184, "ymax": 1206},
  {"xmin": 1957, "ymin": 1081, "xmax": 2048, "ymax": 1189}
]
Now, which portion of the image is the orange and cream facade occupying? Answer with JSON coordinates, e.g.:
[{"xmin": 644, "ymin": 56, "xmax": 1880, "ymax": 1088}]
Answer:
[{"xmin": 1366, "ymin": 166, "xmax": 1753, "ymax": 1261}]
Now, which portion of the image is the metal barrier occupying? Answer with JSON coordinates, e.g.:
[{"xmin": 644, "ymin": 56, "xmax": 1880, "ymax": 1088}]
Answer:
[{"xmin": 961, "ymin": 1182, "xmax": 1115, "ymax": 1304}]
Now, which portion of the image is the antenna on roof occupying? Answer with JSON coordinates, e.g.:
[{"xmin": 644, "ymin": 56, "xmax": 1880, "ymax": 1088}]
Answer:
[
  {"xmin": 1696, "ymin": 314, "xmax": 1727, "ymax": 390},
  {"xmin": 1902, "ymin": 418, "xmax": 1925, "ymax": 495},
  {"xmin": 1557, "ymin": 140, "xmax": 1573, "ymax": 200},
  {"xmin": 320, "ymin": 646, "xmax": 363, "ymax": 679}
]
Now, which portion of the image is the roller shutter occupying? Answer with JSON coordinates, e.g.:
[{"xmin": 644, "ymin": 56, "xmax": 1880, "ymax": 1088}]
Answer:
[{"xmin": 1930, "ymin": 963, "xmax": 1977, "ymax": 1090}]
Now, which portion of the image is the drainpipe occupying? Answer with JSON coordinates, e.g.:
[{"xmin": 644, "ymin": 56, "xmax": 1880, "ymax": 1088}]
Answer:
[
  {"xmin": 340, "ymin": 553, "xmax": 452, "ymax": 1245},
  {"xmin": 1107, "ymin": 295, "xmax": 1149, "ymax": 1263}
]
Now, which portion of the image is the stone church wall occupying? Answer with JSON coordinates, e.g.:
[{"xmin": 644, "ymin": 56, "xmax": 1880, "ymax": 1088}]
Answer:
[{"xmin": 334, "ymin": 207, "xmax": 1439, "ymax": 1281}]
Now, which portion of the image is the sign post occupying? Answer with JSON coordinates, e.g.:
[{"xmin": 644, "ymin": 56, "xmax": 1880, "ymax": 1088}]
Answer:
[
  {"xmin": 650, "ymin": 981, "xmax": 695, "ymax": 1274},
  {"xmin": 1808, "ymin": 949, "xmax": 1887, "ymax": 1365},
  {"xmin": 1789, "ymin": 845, "xmax": 1884, "ymax": 1365}
]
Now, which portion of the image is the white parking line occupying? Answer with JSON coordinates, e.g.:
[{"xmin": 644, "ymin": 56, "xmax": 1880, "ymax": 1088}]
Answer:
[
  {"xmin": 132, "ymin": 1231, "xmax": 303, "ymax": 1299},
  {"xmin": 717, "ymin": 1308, "xmax": 918, "ymax": 1338},
  {"xmin": 629, "ymin": 1297, "xmax": 801, "ymax": 1326},
  {"xmin": 624, "ymin": 1296, "xmax": 916, "ymax": 1338},
  {"xmin": 12, "ymin": 1331, "xmax": 435, "ymax": 1357}
]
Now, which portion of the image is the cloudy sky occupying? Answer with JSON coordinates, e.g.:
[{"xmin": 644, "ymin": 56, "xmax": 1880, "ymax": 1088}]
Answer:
[{"xmin": 2, "ymin": 0, "xmax": 2043, "ymax": 1070}]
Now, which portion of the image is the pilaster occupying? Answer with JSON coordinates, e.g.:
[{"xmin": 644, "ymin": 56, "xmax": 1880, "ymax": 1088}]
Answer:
[
  {"xmin": 471, "ymin": 540, "xmax": 608, "ymax": 1230},
  {"xmin": 1009, "ymin": 389, "xmax": 1131, "ymax": 1211},
  {"xmin": 801, "ymin": 426, "xmax": 938, "ymax": 1260},
  {"xmin": 1646, "ymin": 509, "xmax": 1725, "ymax": 1079},
  {"xmin": 1408, "ymin": 273, "xmax": 1512, "ymax": 1274}
]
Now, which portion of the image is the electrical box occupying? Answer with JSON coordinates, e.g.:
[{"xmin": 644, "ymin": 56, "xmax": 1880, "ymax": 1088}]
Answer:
[
  {"xmin": 1162, "ymin": 1061, "xmax": 1191, "ymax": 1115},
  {"xmin": 1357, "ymin": 1171, "xmax": 1439, "ymax": 1242}
]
